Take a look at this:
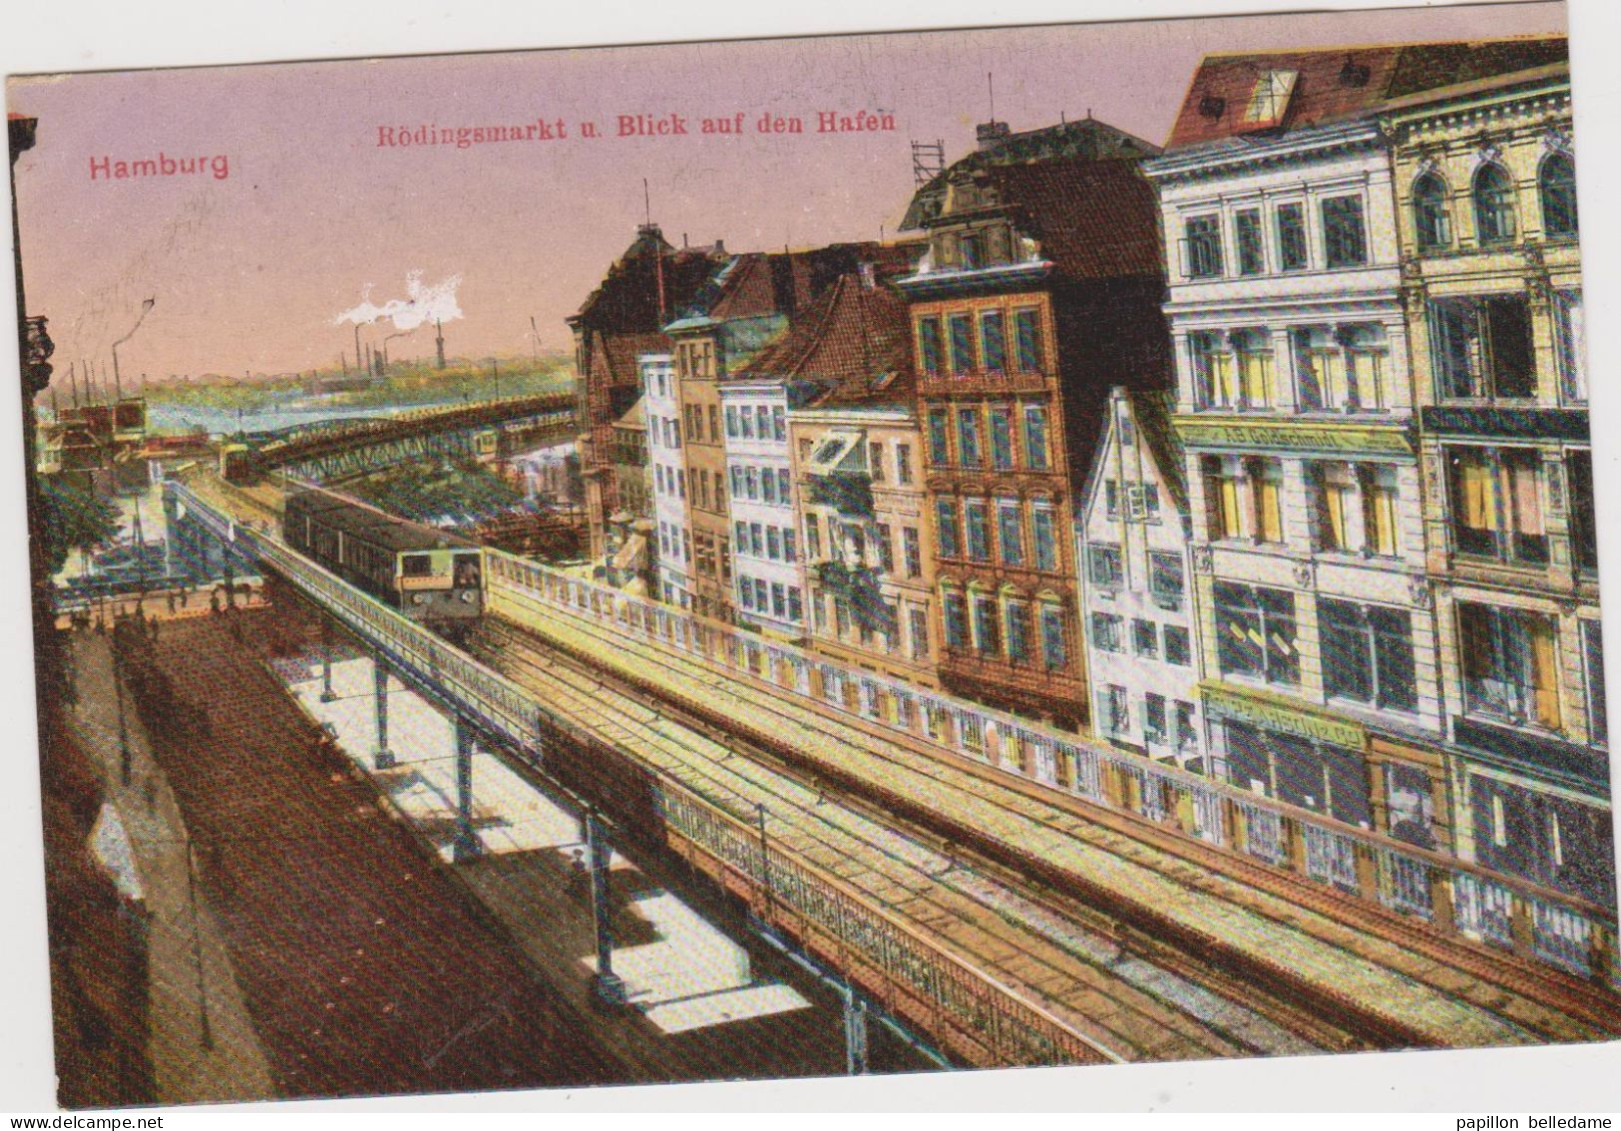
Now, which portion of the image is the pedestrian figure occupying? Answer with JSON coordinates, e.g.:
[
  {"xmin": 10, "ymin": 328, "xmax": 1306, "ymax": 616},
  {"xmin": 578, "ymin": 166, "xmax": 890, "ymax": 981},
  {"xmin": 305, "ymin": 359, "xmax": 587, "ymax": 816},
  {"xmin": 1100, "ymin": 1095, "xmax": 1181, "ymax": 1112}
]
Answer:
[
  {"xmin": 565, "ymin": 848, "xmax": 589, "ymax": 902},
  {"xmin": 166, "ymin": 592, "xmax": 176, "ymax": 615},
  {"xmin": 209, "ymin": 591, "xmax": 220, "ymax": 615}
]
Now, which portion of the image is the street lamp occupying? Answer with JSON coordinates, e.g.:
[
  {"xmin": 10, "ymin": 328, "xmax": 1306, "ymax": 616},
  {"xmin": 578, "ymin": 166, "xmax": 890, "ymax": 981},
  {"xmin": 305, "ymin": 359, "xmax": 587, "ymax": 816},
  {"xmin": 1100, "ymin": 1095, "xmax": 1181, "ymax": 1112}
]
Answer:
[{"xmin": 111, "ymin": 298, "xmax": 155, "ymax": 405}]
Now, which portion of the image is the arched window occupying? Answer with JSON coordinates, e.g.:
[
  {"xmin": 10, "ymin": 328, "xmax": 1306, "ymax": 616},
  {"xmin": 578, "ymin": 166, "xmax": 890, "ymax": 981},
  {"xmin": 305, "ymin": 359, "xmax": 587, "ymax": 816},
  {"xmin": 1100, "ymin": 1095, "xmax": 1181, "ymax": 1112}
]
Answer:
[
  {"xmin": 1473, "ymin": 163, "xmax": 1516, "ymax": 245},
  {"xmin": 1412, "ymin": 172, "xmax": 1452, "ymax": 249},
  {"xmin": 1540, "ymin": 153, "xmax": 1578, "ymax": 237}
]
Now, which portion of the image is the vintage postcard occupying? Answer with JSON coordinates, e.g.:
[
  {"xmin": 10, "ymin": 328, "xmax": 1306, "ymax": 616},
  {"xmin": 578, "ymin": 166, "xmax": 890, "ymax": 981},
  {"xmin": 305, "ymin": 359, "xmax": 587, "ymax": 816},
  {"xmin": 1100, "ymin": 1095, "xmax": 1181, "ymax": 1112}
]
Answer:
[{"xmin": 6, "ymin": 0, "xmax": 1619, "ymax": 1113}]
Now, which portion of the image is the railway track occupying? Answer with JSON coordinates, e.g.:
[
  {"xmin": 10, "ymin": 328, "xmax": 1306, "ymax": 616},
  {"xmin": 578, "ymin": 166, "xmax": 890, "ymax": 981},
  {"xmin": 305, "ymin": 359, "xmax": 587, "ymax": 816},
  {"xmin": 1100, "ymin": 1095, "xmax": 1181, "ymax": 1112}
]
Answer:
[
  {"xmin": 461, "ymin": 617, "xmax": 1341, "ymax": 1062},
  {"xmin": 478, "ymin": 584, "xmax": 1618, "ymax": 1052}
]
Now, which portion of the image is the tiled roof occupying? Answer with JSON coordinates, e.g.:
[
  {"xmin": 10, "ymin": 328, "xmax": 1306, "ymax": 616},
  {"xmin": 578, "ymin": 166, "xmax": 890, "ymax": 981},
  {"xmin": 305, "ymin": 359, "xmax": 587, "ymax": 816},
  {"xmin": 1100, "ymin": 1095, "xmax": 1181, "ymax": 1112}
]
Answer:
[
  {"xmin": 734, "ymin": 273, "xmax": 915, "ymax": 406},
  {"xmin": 1163, "ymin": 36, "xmax": 1567, "ymax": 151},
  {"xmin": 1130, "ymin": 389, "xmax": 1187, "ymax": 514},
  {"xmin": 901, "ymin": 117, "xmax": 1159, "ymax": 232},
  {"xmin": 984, "ymin": 158, "xmax": 1164, "ymax": 281},
  {"xmin": 673, "ymin": 241, "xmax": 917, "ymax": 328},
  {"xmin": 571, "ymin": 225, "xmax": 726, "ymax": 334}
]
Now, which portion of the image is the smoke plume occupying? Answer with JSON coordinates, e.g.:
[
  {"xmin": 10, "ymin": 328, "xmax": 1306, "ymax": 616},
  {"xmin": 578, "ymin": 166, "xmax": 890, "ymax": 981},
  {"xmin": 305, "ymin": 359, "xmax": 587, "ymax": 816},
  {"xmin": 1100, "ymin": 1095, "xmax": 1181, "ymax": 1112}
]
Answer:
[{"xmin": 335, "ymin": 270, "xmax": 463, "ymax": 330}]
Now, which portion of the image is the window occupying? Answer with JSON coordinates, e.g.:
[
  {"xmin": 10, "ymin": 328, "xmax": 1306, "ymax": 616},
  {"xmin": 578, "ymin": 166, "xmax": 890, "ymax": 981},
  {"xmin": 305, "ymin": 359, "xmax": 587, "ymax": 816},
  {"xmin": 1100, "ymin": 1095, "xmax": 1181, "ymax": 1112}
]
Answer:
[
  {"xmin": 1556, "ymin": 290, "xmax": 1586, "ymax": 404},
  {"xmin": 935, "ymin": 499, "xmax": 960, "ymax": 559},
  {"xmin": 1092, "ymin": 612, "xmax": 1124, "ymax": 653},
  {"xmin": 739, "ymin": 577, "xmax": 755, "ymax": 609},
  {"xmin": 709, "ymin": 405, "xmax": 719, "ymax": 442},
  {"xmin": 1034, "ymin": 605, "xmax": 1064, "ymax": 669},
  {"xmin": 1431, "ymin": 297, "xmax": 1534, "ymax": 400},
  {"xmin": 1214, "ymin": 581, "xmax": 1298, "ymax": 687},
  {"xmin": 973, "ymin": 594, "xmax": 1000, "ymax": 655},
  {"xmin": 956, "ymin": 408, "xmax": 983, "ymax": 468},
  {"xmin": 777, "ymin": 467, "xmax": 791, "ymax": 502},
  {"xmin": 1014, "ymin": 309, "xmax": 1044, "ymax": 372},
  {"xmin": 805, "ymin": 513, "xmax": 821, "ymax": 559},
  {"xmin": 1150, "ymin": 552, "xmax": 1183, "ymax": 610},
  {"xmin": 989, "ymin": 407, "xmax": 1014, "ymax": 470},
  {"xmin": 734, "ymin": 520, "xmax": 748, "ymax": 553},
  {"xmin": 773, "ymin": 406, "xmax": 787, "ymax": 442},
  {"xmin": 896, "ymin": 526, "xmax": 919, "ymax": 578},
  {"xmin": 896, "ymin": 443, "xmax": 913, "ymax": 484},
  {"xmin": 1235, "ymin": 208, "xmax": 1265, "ymax": 275},
  {"xmin": 1023, "ymin": 405, "xmax": 1049, "ymax": 469},
  {"xmin": 767, "ymin": 526, "xmax": 782, "ymax": 561},
  {"xmin": 960, "ymin": 232, "xmax": 982, "ymax": 270},
  {"xmin": 1205, "ymin": 455, "xmax": 1244, "ymax": 540},
  {"xmin": 1144, "ymin": 694, "xmax": 1168, "ymax": 745},
  {"xmin": 1101, "ymin": 685, "xmax": 1130, "ymax": 736},
  {"xmin": 750, "ymin": 522, "xmax": 765, "ymax": 558},
  {"xmin": 1276, "ymin": 203, "xmax": 1308, "ymax": 271},
  {"xmin": 1363, "ymin": 465, "xmax": 1399, "ymax": 557},
  {"xmin": 911, "ymin": 608, "xmax": 930, "ymax": 660},
  {"xmin": 948, "ymin": 314, "xmax": 974, "ymax": 373},
  {"xmin": 1127, "ymin": 483, "xmax": 1160, "ymax": 521},
  {"xmin": 1583, "ymin": 619, "xmax": 1607, "ymax": 748},
  {"xmin": 1191, "ymin": 332, "xmax": 1237, "ymax": 409},
  {"xmin": 1449, "ymin": 446, "xmax": 1547, "ymax": 565},
  {"xmin": 1321, "ymin": 195, "xmax": 1367, "ymax": 268},
  {"xmin": 1251, "ymin": 458, "xmax": 1284, "ymax": 544},
  {"xmin": 771, "ymin": 583, "xmax": 786, "ymax": 619},
  {"xmin": 789, "ymin": 587, "xmax": 803, "ymax": 623},
  {"xmin": 761, "ymin": 468, "xmax": 777, "ymax": 504},
  {"xmin": 1088, "ymin": 544, "xmax": 1123, "ymax": 590},
  {"xmin": 1184, "ymin": 214, "xmax": 1223, "ymax": 278},
  {"xmin": 785, "ymin": 529, "xmax": 797, "ymax": 563},
  {"xmin": 1460, "ymin": 602, "xmax": 1561, "ymax": 729},
  {"xmin": 876, "ymin": 523, "xmax": 894, "ymax": 573},
  {"xmin": 1245, "ymin": 69, "xmax": 1298, "ymax": 123},
  {"xmin": 997, "ymin": 501, "xmax": 1023, "ymax": 566},
  {"xmin": 981, "ymin": 312, "xmax": 1007, "ymax": 372},
  {"xmin": 1569, "ymin": 451, "xmax": 1597, "ymax": 574},
  {"xmin": 1032, "ymin": 506, "xmax": 1058, "ymax": 572},
  {"xmin": 918, "ymin": 317, "xmax": 943, "ymax": 374},
  {"xmin": 943, "ymin": 591, "xmax": 968, "ymax": 648},
  {"xmin": 1343, "ymin": 324, "xmax": 1392, "ymax": 411},
  {"xmin": 1175, "ymin": 701, "xmax": 1198, "ymax": 752},
  {"xmin": 676, "ymin": 469, "xmax": 686, "ymax": 499},
  {"xmin": 1315, "ymin": 461, "xmax": 1357, "ymax": 552},
  {"xmin": 965, "ymin": 500, "xmax": 990, "ymax": 561},
  {"xmin": 1105, "ymin": 480, "xmax": 1120, "ymax": 519},
  {"xmin": 725, "ymin": 406, "xmax": 739, "ymax": 437},
  {"xmin": 1164, "ymin": 625, "xmax": 1191, "ymax": 667},
  {"xmin": 1233, "ymin": 329, "xmax": 1275, "ymax": 407},
  {"xmin": 927, "ymin": 409, "xmax": 950, "ymax": 465},
  {"xmin": 1133, "ymin": 618, "xmax": 1158, "ymax": 659},
  {"xmin": 1320, "ymin": 599, "xmax": 1417, "ymax": 712},
  {"xmin": 1473, "ymin": 163, "xmax": 1517, "ymax": 245},
  {"xmin": 1413, "ymin": 172, "xmax": 1452, "ymax": 250},
  {"xmin": 1006, "ymin": 601, "xmax": 1030, "ymax": 663},
  {"xmin": 1540, "ymin": 153, "xmax": 1577, "ymax": 237}
]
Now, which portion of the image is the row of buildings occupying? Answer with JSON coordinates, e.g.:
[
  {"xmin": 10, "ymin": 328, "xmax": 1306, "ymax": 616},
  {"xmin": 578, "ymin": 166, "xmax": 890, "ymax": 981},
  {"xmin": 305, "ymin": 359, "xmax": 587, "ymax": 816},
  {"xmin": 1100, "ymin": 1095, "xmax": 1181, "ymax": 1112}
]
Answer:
[{"xmin": 571, "ymin": 36, "xmax": 1612, "ymax": 911}]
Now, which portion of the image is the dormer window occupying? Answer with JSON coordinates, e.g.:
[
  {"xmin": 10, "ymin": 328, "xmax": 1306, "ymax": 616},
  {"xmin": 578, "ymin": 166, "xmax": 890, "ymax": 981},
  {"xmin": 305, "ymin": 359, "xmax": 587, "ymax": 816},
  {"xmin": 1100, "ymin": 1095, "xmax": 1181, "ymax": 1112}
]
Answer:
[{"xmin": 1244, "ymin": 70, "xmax": 1298, "ymax": 125}]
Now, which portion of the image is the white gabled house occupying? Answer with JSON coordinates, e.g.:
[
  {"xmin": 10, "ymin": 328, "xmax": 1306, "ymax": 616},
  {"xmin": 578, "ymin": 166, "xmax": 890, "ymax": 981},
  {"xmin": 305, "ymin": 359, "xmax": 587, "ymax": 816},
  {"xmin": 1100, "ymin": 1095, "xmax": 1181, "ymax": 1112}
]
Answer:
[{"xmin": 1077, "ymin": 388, "xmax": 1207, "ymax": 772}]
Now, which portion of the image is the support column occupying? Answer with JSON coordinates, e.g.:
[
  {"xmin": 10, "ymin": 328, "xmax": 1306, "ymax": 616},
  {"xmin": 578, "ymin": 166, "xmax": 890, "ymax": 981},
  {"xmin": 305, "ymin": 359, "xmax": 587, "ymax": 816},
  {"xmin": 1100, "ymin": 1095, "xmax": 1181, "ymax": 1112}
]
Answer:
[
  {"xmin": 452, "ymin": 717, "xmax": 483, "ymax": 862},
  {"xmin": 320, "ymin": 622, "xmax": 337, "ymax": 704},
  {"xmin": 372, "ymin": 659, "xmax": 395, "ymax": 769},
  {"xmin": 586, "ymin": 808, "xmax": 627, "ymax": 1006},
  {"xmin": 843, "ymin": 987, "xmax": 870, "ymax": 1075}
]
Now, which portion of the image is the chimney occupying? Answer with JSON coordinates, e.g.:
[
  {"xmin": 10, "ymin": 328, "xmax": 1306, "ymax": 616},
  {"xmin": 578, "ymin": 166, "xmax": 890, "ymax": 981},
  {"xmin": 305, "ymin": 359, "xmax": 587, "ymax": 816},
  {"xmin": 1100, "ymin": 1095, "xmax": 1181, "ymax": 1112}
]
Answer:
[
  {"xmin": 976, "ymin": 120, "xmax": 1011, "ymax": 151},
  {"xmin": 435, "ymin": 319, "xmax": 446, "ymax": 370},
  {"xmin": 713, "ymin": 239, "xmax": 726, "ymax": 255}
]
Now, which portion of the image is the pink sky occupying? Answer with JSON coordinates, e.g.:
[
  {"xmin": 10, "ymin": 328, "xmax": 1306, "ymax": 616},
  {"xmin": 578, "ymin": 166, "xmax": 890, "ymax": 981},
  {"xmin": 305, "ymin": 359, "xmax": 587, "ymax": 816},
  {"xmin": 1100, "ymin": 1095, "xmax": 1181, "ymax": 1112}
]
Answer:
[{"xmin": 7, "ymin": 2, "xmax": 1565, "ymax": 384}]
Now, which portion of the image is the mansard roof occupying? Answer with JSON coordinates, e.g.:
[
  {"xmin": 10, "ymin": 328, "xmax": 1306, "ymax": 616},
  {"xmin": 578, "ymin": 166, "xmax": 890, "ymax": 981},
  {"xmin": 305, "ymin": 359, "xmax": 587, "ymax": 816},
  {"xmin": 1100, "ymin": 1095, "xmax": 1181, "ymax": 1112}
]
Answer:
[{"xmin": 1163, "ymin": 36, "xmax": 1568, "ymax": 153}]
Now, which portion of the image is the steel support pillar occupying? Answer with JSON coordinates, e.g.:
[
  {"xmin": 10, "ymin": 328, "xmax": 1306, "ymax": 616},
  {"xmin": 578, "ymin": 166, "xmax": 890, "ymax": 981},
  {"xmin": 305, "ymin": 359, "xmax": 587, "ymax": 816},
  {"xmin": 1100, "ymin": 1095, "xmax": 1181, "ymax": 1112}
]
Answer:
[
  {"xmin": 320, "ymin": 623, "xmax": 337, "ymax": 703},
  {"xmin": 843, "ymin": 988, "xmax": 870, "ymax": 1075},
  {"xmin": 586, "ymin": 808, "xmax": 627, "ymax": 1007},
  {"xmin": 372, "ymin": 659, "xmax": 396, "ymax": 769},
  {"xmin": 452, "ymin": 717, "xmax": 482, "ymax": 862}
]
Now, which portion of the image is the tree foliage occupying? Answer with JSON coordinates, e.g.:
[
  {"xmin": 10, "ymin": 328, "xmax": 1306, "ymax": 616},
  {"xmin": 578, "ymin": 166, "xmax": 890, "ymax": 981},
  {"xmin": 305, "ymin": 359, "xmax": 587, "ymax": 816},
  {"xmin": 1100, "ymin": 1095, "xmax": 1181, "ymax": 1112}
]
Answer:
[{"xmin": 37, "ymin": 476, "xmax": 120, "ymax": 575}]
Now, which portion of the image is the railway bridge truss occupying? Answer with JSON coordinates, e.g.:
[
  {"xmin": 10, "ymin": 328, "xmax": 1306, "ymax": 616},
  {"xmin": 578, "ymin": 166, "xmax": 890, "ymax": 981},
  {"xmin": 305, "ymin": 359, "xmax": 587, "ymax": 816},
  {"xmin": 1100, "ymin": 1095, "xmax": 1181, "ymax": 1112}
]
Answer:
[{"xmin": 163, "ymin": 477, "xmax": 1621, "ymax": 1073}]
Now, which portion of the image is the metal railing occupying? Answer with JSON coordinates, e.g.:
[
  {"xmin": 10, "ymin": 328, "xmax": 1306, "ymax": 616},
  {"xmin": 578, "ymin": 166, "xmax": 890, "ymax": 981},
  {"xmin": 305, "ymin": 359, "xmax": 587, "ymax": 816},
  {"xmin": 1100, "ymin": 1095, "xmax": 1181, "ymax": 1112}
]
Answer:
[
  {"xmin": 166, "ymin": 481, "xmax": 1115, "ymax": 1068},
  {"xmin": 482, "ymin": 547, "xmax": 1620, "ymax": 988}
]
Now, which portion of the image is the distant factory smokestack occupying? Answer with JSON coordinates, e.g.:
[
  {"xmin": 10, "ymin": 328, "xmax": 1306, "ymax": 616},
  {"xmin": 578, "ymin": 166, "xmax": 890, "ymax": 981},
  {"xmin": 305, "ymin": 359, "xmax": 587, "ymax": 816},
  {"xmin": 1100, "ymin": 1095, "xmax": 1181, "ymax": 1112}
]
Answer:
[{"xmin": 436, "ymin": 319, "xmax": 446, "ymax": 370}]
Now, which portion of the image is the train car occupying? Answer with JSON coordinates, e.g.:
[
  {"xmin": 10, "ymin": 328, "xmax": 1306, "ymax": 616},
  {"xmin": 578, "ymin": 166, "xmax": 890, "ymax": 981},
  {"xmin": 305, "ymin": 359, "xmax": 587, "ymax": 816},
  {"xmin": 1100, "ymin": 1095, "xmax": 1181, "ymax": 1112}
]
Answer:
[{"xmin": 283, "ymin": 488, "xmax": 485, "ymax": 627}]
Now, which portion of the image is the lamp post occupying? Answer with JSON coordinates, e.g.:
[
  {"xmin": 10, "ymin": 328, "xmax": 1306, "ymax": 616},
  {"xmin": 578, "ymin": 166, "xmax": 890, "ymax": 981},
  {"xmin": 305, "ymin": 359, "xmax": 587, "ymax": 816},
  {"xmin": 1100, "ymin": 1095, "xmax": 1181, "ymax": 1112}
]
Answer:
[{"xmin": 111, "ymin": 298, "xmax": 155, "ymax": 406}]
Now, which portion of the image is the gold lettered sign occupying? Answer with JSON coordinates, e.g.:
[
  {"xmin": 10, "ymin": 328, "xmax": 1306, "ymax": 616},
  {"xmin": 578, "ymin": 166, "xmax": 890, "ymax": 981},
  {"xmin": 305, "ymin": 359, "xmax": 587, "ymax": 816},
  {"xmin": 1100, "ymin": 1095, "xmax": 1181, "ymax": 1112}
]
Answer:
[
  {"xmin": 1177, "ymin": 417, "xmax": 1414, "ymax": 456},
  {"xmin": 1200, "ymin": 680, "xmax": 1366, "ymax": 749}
]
